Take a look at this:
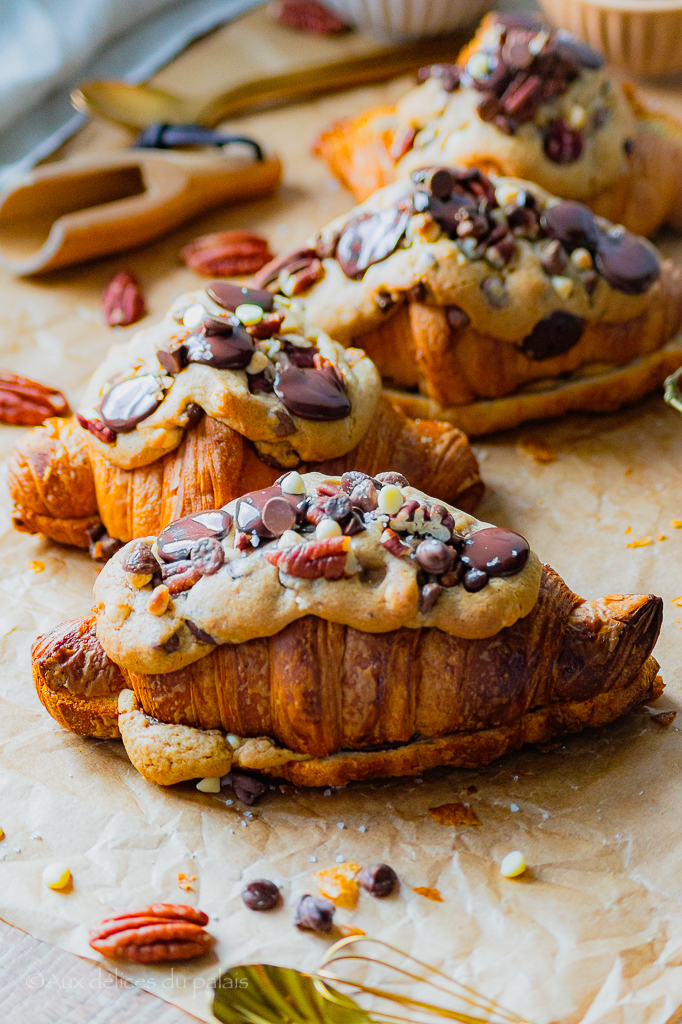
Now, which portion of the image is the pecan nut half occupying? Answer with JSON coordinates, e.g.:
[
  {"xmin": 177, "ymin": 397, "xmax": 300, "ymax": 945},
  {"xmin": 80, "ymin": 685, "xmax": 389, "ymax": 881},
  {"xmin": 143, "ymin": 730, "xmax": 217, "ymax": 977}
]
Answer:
[
  {"xmin": 89, "ymin": 904, "xmax": 212, "ymax": 964},
  {"xmin": 0, "ymin": 371, "xmax": 70, "ymax": 426},
  {"xmin": 102, "ymin": 271, "xmax": 146, "ymax": 327},
  {"xmin": 265, "ymin": 535, "xmax": 352, "ymax": 579},
  {"xmin": 181, "ymin": 231, "xmax": 273, "ymax": 277}
]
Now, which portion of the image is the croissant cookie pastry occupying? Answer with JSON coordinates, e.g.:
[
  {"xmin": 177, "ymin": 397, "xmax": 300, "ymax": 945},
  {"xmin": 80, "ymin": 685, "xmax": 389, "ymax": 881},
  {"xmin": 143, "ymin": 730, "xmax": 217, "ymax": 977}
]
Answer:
[
  {"xmin": 255, "ymin": 168, "xmax": 682, "ymax": 436},
  {"xmin": 315, "ymin": 13, "xmax": 682, "ymax": 239},
  {"xmin": 8, "ymin": 282, "xmax": 482, "ymax": 551},
  {"xmin": 32, "ymin": 472, "xmax": 663, "ymax": 787}
]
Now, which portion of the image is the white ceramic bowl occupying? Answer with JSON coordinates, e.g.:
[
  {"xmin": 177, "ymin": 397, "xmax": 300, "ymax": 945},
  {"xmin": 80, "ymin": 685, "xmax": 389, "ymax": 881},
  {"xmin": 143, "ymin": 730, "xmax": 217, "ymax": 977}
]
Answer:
[{"xmin": 323, "ymin": 0, "xmax": 492, "ymax": 39}]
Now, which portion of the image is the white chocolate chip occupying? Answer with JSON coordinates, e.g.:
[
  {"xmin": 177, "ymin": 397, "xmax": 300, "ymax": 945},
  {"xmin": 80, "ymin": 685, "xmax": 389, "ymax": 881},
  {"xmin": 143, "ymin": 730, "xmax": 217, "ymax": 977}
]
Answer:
[
  {"xmin": 571, "ymin": 247, "xmax": 593, "ymax": 270},
  {"xmin": 551, "ymin": 275, "xmax": 574, "ymax": 300},
  {"xmin": 316, "ymin": 518, "xmax": 342, "ymax": 540},
  {"xmin": 495, "ymin": 183, "xmax": 521, "ymax": 209},
  {"xmin": 226, "ymin": 734, "xmax": 242, "ymax": 749},
  {"xmin": 196, "ymin": 777, "xmax": 221, "ymax": 793},
  {"xmin": 500, "ymin": 851, "xmax": 526, "ymax": 878},
  {"xmin": 280, "ymin": 470, "xmax": 305, "ymax": 494},
  {"xmin": 147, "ymin": 585, "xmax": 170, "ymax": 616},
  {"xmin": 245, "ymin": 351, "xmax": 269, "ymax": 375},
  {"xmin": 128, "ymin": 572, "xmax": 152, "ymax": 589},
  {"xmin": 378, "ymin": 484, "xmax": 404, "ymax": 515},
  {"xmin": 568, "ymin": 104, "xmax": 587, "ymax": 129},
  {"xmin": 456, "ymin": 250, "xmax": 468, "ymax": 266},
  {"xmin": 182, "ymin": 303, "xmax": 206, "ymax": 328},
  {"xmin": 278, "ymin": 530, "xmax": 300, "ymax": 549},
  {"xmin": 466, "ymin": 52, "xmax": 491, "ymax": 80},
  {"xmin": 43, "ymin": 863, "xmax": 71, "ymax": 889},
  {"xmin": 235, "ymin": 303, "xmax": 264, "ymax": 326},
  {"xmin": 529, "ymin": 30, "xmax": 549, "ymax": 55}
]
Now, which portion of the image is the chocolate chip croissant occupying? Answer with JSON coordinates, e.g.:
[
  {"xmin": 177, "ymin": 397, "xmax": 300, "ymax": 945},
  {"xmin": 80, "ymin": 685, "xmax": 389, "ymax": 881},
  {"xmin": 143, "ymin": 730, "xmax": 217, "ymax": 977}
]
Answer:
[
  {"xmin": 254, "ymin": 169, "xmax": 682, "ymax": 436},
  {"xmin": 8, "ymin": 282, "xmax": 482, "ymax": 552},
  {"xmin": 315, "ymin": 14, "xmax": 682, "ymax": 239},
  {"xmin": 32, "ymin": 472, "xmax": 663, "ymax": 787}
]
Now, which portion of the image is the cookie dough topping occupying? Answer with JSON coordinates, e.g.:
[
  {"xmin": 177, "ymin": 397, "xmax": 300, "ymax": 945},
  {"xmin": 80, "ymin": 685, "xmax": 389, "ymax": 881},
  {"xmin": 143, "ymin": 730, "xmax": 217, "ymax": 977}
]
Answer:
[
  {"xmin": 97, "ymin": 472, "xmax": 541, "ymax": 673},
  {"xmin": 419, "ymin": 14, "xmax": 606, "ymax": 161}
]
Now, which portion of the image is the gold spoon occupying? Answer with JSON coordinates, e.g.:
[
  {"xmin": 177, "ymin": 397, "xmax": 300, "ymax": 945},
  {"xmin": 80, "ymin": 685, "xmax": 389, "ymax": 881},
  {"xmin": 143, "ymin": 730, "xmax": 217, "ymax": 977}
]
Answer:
[{"xmin": 71, "ymin": 34, "xmax": 464, "ymax": 130}]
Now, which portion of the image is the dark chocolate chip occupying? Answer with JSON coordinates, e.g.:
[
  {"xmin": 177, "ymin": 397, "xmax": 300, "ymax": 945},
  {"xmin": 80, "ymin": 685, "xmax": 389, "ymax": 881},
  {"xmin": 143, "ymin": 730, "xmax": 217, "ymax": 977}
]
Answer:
[
  {"xmin": 461, "ymin": 527, "xmax": 529, "ymax": 577},
  {"xmin": 623, "ymin": 138, "xmax": 634, "ymax": 156},
  {"xmin": 543, "ymin": 119, "xmax": 583, "ymax": 164},
  {"xmin": 236, "ymin": 486, "xmax": 306, "ymax": 539},
  {"xmin": 322, "ymin": 493, "xmax": 352, "ymax": 521},
  {"xmin": 242, "ymin": 880, "xmax": 280, "ymax": 912},
  {"xmin": 343, "ymin": 512, "xmax": 366, "ymax": 536},
  {"xmin": 554, "ymin": 30, "xmax": 605, "ymax": 69},
  {"xmin": 595, "ymin": 230, "xmax": 660, "ymax": 295},
  {"xmin": 415, "ymin": 538, "xmax": 454, "ymax": 575},
  {"xmin": 541, "ymin": 201, "xmax": 599, "ymax": 251},
  {"xmin": 463, "ymin": 567, "xmax": 488, "ymax": 591},
  {"xmin": 294, "ymin": 894, "xmax": 335, "ymax": 933},
  {"xmin": 376, "ymin": 290, "xmax": 396, "ymax": 312},
  {"xmin": 122, "ymin": 541, "xmax": 159, "ymax": 576},
  {"xmin": 358, "ymin": 863, "xmax": 398, "ymax": 898},
  {"xmin": 419, "ymin": 581, "xmax": 444, "ymax": 613},
  {"xmin": 540, "ymin": 239, "xmax": 569, "ymax": 275},
  {"xmin": 89, "ymin": 532, "xmax": 122, "ymax": 563},
  {"xmin": 336, "ymin": 207, "xmax": 409, "ymax": 279},
  {"xmin": 185, "ymin": 620, "xmax": 217, "ymax": 645},
  {"xmin": 228, "ymin": 771, "xmax": 269, "ymax": 805},
  {"xmin": 183, "ymin": 402, "xmax": 204, "ymax": 430},
  {"xmin": 157, "ymin": 509, "xmax": 233, "ymax": 563},
  {"xmin": 446, "ymin": 306, "xmax": 470, "ymax": 331},
  {"xmin": 185, "ymin": 322, "xmax": 254, "ymax": 370},
  {"xmin": 274, "ymin": 366, "xmax": 350, "ymax": 421},
  {"xmin": 206, "ymin": 281, "xmax": 274, "ymax": 312},
  {"xmin": 162, "ymin": 633, "xmax": 180, "ymax": 654},
  {"xmin": 441, "ymin": 562, "xmax": 466, "ymax": 587},
  {"xmin": 157, "ymin": 345, "xmax": 187, "ymax": 375},
  {"xmin": 190, "ymin": 536, "xmax": 224, "ymax": 575},
  {"xmin": 411, "ymin": 167, "xmax": 453, "ymax": 199},
  {"xmin": 99, "ymin": 374, "xmax": 164, "ymax": 433},
  {"xmin": 349, "ymin": 478, "xmax": 378, "ymax": 512},
  {"xmin": 261, "ymin": 496, "xmax": 297, "ymax": 535},
  {"xmin": 520, "ymin": 310, "xmax": 584, "ymax": 360}
]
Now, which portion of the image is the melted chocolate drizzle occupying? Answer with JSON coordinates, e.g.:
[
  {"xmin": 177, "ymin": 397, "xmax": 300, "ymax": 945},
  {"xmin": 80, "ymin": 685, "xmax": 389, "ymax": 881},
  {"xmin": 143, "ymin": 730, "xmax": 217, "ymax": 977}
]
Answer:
[
  {"xmin": 336, "ymin": 207, "xmax": 410, "ymax": 279},
  {"xmin": 157, "ymin": 509, "xmax": 233, "ymax": 563},
  {"xmin": 99, "ymin": 375, "xmax": 164, "ymax": 433},
  {"xmin": 460, "ymin": 527, "xmax": 529, "ymax": 582}
]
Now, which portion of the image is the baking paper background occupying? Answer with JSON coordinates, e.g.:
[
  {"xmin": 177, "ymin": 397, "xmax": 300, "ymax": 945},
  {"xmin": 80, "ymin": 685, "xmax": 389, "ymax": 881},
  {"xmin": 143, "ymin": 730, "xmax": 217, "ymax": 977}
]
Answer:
[{"xmin": 3, "ymin": 13, "xmax": 682, "ymax": 1023}]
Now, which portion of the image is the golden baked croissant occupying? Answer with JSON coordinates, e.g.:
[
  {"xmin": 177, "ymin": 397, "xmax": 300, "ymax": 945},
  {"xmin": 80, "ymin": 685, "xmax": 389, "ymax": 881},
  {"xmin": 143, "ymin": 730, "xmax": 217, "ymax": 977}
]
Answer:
[
  {"xmin": 8, "ymin": 282, "xmax": 482, "ymax": 551},
  {"xmin": 253, "ymin": 170, "xmax": 682, "ymax": 436},
  {"xmin": 315, "ymin": 13, "xmax": 682, "ymax": 239},
  {"xmin": 32, "ymin": 472, "xmax": 663, "ymax": 787}
]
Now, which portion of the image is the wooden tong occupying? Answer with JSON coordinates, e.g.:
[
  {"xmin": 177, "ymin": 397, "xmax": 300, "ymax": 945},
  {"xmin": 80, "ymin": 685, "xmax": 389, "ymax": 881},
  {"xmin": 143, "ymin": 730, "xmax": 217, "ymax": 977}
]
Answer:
[{"xmin": 0, "ymin": 147, "xmax": 281, "ymax": 275}]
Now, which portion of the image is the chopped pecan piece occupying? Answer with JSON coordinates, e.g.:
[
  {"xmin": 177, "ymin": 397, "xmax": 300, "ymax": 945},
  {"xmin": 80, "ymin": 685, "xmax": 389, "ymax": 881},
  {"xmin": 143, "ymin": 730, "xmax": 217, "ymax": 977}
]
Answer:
[
  {"xmin": 380, "ymin": 528, "xmax": 411, "ymax": 557},
  {"xmin": 181, "ymin": 231, "xmax": 273, "ymax": 276},
  {"xmin": 102, "ymin": 271, "xmax": 146, "ymax": 327},
  {"xmin": 0, "ymin": 371, "xmax": 69, "ymax": 426},
  {"xmin": 89, "ymin": 904, "xmax": 212, "ymax": 963},
  {"xmin": 265, "ymin": 535, "xmax": 352, "ymax": 579},
  {"xmin": 271, "ymin": 0, "xmax": 348, "ymax": 34}
]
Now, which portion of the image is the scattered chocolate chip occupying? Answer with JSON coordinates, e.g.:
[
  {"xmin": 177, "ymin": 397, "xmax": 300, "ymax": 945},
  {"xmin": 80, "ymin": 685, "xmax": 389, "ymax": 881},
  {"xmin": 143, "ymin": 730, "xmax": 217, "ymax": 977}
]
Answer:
[
  {"xmin": 185, "ymin": 620, "xmax": 217, "ymax": 645},
  {"xmin": 543, "ymin": 119, "xmax": 583, "ymax": 163},
  {"xmin": 242, "ymin": 880, "xmax": 281, "ymax": 911},
  {"xmin": 446, "ymin": 306, "xmax": 470, "ymax": 331},
  {"xmin": 294, "ymin": 894, "xmax": 335, "ymax": 932},
  {"xmin": 261, "ymin": 496, "xmax": 297, "ymax": 535},
  {"xmin": 273, "ymin": 409, "xmax": 296, "ymax": 436},
  {"xmin": 157, "ymin": 509, "xmax": 233, "ymax": 563},
  {"xmin": 249, "ymin": 372, "xmax": 275, "ymax": 395},
  {"xmin": 419, "ymin": 581, "xmax": 444, "ymax": 613},
  {"xmin": 227, "ymin": 771, "xmax": 269, "ymax": 805},
  {"xmin": 190, "ymin": 536, "xmax": 225, "ymax": 575},
  {"xmin": 520, "ymin": 310, "xmax": 584, "ymax": 360},
  {"xmin": 441, "ymin": 562, "xmax": 466, "ymax": 587},
  {"xmin": 162, "ymin": 633, "xmax": 181, "ymax": 654},
  {"xmin": 375, "ymin": 471, "xmax": 409, "ymax": 487},
  {"xmin": 343, "ymin": 512, "xmax": 366, "ymax": 536},
  {"xmin": 553, "ymin": 30, "xmax": 605, "ymax": 69},
  {"xmin": 623, "ymin": 138, "xmax": 634, "ymax": 156},
  {"xmin": 322, "ymin": 493, "xmax": 352, "ymax": 521},
  {"xmin": 185, "ymin": 321, "xmax": 255, "ymax": 370},
  {"xmin": 359, "ymin": 863, "xmax": 398, "ymax": 898},
  {"xmin": 480, "ymin": 277, "xmax": 508, "ymax": 309},
  {"xmin": 349, "ymin": 478, "xmax": 378, "ymax": 512},
  {"xmin": 206, "ymin": 281, "xmax": 274, "ymax": 312},
  {"xmin": 122, "ymin": 541, "xmax": 159, "ymax": 576},
  {"xmin": 183, "ymin": 402, "xmax": 204, "ymax": 431},
  {"xmin": 157, "ymin": 345, "xmax": 187, "ymax": 375},
  {"xmin": 336, "ymin": 207, "xmax": 410, "ymax": 279},
  {"xmin": 376, "ymin": 289, "xmax": 395, "ymax": 312},
  {"xmin": 541, "ymin": 201, "xmax": 599, "ymax": 251},
  {"xmin": 539, "ymin": 239, "xmax": 569, "ymax": 275},
  {"xmin": 463, "ymin": 567, "xmax": 488, "ymax": 591},
  {"xmin": 595, "ymin": 230, "xmax": 660, "ymax": 295},
  {"xmin": 415, "ymin": 538, "xmax": 454, "ymax": 575},
  {"xmin": 461, "ymin": 527, "xmax": 530, "ymax": 577},
  {"xmin": 274, "ymin": 365, "xmax": 350, "ymax": 421},
  {"xmin": 99, "ymin": 374, "xmax": 164, "ymax": 433}
]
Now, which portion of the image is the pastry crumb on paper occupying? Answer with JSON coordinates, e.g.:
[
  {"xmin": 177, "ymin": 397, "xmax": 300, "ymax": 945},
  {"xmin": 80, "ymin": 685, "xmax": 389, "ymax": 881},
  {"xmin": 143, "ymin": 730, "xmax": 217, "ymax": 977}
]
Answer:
[
  {"xmin": 413, "ymin": 887, "xmax": 444, "ymax": 902},
  {"xmin": 429, "ymin": 803, "xmax": 482, "ymax": 827},
  {"xmin": 517, "ymin": 438, "xmax": 558, "ymax": 463}
]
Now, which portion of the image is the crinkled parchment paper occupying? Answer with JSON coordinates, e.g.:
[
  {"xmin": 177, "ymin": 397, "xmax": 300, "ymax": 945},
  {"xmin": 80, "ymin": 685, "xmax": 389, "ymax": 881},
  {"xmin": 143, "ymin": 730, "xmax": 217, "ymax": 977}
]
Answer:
[{"xmin": 3, "ymin": 17, "xmax": 682, "ymax": 1024}]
